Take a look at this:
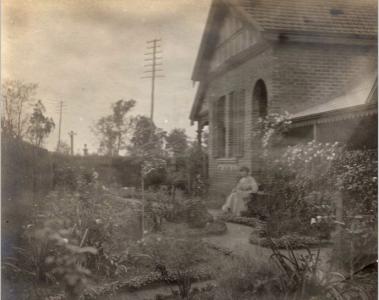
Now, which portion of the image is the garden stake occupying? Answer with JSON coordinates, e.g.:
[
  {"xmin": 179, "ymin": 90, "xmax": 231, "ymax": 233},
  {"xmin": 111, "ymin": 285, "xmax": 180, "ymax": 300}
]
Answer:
[{"xmin": 79, "ymin": 228, "xmax": 89, "ymax": 247}]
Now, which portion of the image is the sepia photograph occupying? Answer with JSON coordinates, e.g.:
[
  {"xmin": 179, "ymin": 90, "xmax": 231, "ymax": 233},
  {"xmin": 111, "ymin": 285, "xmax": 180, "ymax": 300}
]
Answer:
[{"xmin": 1, "ymin": 0, "xmax": 378, "ymax": 299}]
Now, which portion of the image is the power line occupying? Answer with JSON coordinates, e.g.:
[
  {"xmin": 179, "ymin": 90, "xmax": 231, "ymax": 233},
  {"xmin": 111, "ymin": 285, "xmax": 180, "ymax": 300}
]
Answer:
[{"xmin": 142, "ymin": 38, "xmax": 165, "ymax": 121}]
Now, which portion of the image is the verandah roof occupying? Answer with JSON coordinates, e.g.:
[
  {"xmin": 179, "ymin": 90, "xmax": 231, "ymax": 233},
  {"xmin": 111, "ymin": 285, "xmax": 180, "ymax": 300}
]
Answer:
[{"xmin": 290, "ymin": 76, "xmax": 378, "ymax": 126}]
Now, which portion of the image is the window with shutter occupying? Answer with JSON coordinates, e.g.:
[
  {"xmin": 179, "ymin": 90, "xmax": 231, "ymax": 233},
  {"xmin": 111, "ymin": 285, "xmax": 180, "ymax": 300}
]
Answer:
[
  {"xmin": 228, "ymin": 91, "xmax": 236, "ymax": 157},
  {"xmin": 227, "ymin": 90, "xmax": 245, "ymax": 158},
  {"xmin": 211, "ymin": 100, "xmax": 218, "ymax": 158},
  {"xmin": 212, "ymin": 96, "xmax": 226, "ymax": 158},
  {"xmin": 236, "ymin": 89, "xmax": 245, "ymax": 157}
]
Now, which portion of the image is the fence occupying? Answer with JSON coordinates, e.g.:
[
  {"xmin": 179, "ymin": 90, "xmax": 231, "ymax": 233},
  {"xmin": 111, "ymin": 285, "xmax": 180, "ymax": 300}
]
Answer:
[{"xmin": 2, "ymin": 136, "xmax": 54, "ymax": 254}]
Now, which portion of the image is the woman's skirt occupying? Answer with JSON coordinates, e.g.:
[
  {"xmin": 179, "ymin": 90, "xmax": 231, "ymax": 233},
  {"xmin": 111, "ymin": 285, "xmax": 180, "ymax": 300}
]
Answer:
[{"xmin": 222, "ymin": 192, "xmax": 247, "ymax": 217}]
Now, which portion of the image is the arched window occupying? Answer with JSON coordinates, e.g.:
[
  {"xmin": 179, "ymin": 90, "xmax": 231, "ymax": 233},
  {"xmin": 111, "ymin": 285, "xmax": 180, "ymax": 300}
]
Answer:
[{"xmin": 252, "ymin": 79, "xmax": 268, "ymax": 118}]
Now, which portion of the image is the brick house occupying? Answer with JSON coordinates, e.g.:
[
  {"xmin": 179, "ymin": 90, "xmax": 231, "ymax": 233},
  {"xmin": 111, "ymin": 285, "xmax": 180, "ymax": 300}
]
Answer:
[{"xmin": 189, "ymin": 0, "xmax": 377, "ymax": 201}]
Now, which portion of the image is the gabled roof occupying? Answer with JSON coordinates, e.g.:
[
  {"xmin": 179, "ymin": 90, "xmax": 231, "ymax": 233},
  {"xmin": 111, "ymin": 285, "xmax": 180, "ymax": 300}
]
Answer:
[
  {"xmin": 192, "ymin": 0, "xmax": 378, "ymax": 81},
  {"xmin": 239, "ymin": 0, "xmax": 378, "ymax": 37},
  {"xmin": 291, "ymin": 75, "xmax": 378, "ymax": 121},
  {"xmin": 190, "ymin": 0, "xmax": 378, "ymax": 122}
]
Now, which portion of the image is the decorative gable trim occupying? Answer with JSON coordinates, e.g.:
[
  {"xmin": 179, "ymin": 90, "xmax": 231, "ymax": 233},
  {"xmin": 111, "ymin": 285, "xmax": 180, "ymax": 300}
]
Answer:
[{"xmin": 191, "ymin": 0, "xmax": 263, "ymax": 82}]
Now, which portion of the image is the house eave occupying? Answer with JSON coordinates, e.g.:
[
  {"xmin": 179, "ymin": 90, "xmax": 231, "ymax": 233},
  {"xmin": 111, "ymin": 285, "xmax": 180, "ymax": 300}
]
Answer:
[
  {"xmin": 263, "ymin": 30, "xmax": 377, "ymax": 45},
  {"xmin": 290, "ymin": 103, "xmax": 378, "ymax": 128}
]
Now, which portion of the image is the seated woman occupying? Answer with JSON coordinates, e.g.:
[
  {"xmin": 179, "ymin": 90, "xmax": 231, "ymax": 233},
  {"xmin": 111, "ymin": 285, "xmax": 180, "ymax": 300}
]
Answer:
[{"xmin": 222, "ymin": 166, "xmax": 258, "ymax": 217}]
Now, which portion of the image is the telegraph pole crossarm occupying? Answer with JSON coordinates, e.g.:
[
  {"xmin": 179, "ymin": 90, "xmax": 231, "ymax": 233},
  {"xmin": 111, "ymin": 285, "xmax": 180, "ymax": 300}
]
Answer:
[{"xmin": 142, "ymin": 38, "xmax": 164, "ymax": 121}]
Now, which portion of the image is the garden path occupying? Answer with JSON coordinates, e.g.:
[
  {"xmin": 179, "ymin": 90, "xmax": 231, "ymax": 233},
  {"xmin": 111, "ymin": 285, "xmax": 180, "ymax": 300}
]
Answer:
[
  {"xmin": 205, "ymin": 209, "xmax": 332, "ymax": 270},
  {"xmin": 205, "ymin": 209, "xmax": 271, "ymax": 258}
]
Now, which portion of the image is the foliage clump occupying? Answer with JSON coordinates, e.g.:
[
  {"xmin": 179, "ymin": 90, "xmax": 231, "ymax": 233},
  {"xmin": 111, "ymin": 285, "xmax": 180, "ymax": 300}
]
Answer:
[{"xmin": 131, "ymin": 236, "xmax": 209, "ymax": 299}]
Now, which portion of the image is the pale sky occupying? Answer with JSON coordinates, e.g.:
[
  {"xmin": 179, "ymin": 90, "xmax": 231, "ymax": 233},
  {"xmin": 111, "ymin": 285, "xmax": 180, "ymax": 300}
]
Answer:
[{"xmin": 2, "ymin": 0, "xmax": 211, "ymax": 153}]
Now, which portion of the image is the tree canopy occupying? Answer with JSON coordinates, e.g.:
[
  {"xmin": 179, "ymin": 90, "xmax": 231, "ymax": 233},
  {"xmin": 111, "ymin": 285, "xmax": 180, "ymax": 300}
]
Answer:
[
  {"xmin": 1, "ymin": 79, "xmax": 38, "ymax": 139},
  {"xmin": 166, "ymin": 128, "xmax": 188, "ymax": 157},
  {"xmin": 93, "ymin": 99, "xmax": 136, "ymax": 156},
  {"xmin": 27, "ymin": 100, "xmax": 55, "ymax": 147}
]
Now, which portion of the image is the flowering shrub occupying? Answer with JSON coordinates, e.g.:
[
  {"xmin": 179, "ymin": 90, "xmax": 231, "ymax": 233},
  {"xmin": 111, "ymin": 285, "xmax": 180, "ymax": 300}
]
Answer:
[
  {"xmin": 333, "ymin": 150, "xmax": 377, "ymax": 217},
  {"xmin": 260, "ymin": 139, "xmax": 377, "ymax": 245},
  {"xmin": 255, "ymin": 112, "xmax": 378, "ymax": 272},
  {"xmin": 255, "ymin": 112, "xmax": 292, "ymax": 151}
]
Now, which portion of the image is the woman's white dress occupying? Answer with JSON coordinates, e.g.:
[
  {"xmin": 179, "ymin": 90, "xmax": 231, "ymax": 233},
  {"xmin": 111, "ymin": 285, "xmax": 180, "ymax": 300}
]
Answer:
[{"xmin": 222, "ymin": 176, "xmax": 258, "ymax": 216}]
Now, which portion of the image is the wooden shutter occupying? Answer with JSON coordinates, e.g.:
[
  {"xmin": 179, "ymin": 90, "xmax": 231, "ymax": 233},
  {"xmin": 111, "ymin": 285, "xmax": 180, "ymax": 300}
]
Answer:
[
  {"xmin": 218, "ymin": 98, "xmax": 226, "ymax": 157},
  {"xmin": 228, "ymin": 92, "xmax": 236, "ymax": 157},
  {"xmin": 212, "ymin": 97, "xmax": 226, "ymax": 158},
  {"xmin": 236, "ymin": 89, "xmax": 245, "ymax": 157},
  {"xmin": 211, "ymin": 100, "xmax": 219, "ymax": 158}
]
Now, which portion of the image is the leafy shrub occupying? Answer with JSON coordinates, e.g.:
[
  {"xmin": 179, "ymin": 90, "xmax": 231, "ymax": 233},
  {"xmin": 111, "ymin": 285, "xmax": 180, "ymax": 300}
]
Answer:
[
  {"xmin": 42, "ymin": 220, "xmax": 98, "ymax": 299},
  {"xmin": 203, "ymin": 220, "xmax": 227, "ymax": 236},
  {"xmin": 143, "ymin": 190, "xmax": 213, "ymax": 230},
  {"xmin": 131, "ymin": 236, "xmax": 209, "ymax": 299},
  {"xmin": 144, "ymin": 190, "xmax": 174, "ymax": 232},
  {"xmin": 4, "ymin": 218, "xmax": 98, "ymax": 300},
  {"xmin": 249, "ymin": 231, "xmax": 330, "ymax": 249},
  {"xmin": 185, "ymin": 198, "xmax": 213, "ymax": 228},
  {"xmin": 4, "ymin": 171, "xmax": 143, "ymax": 299},
  {"xmin": 261, "ymin": 141, "xmax": 342, "ymax": 238},
  {"xmin": 214, "ymin": 255, "xmax": 281, "ymax": 300},
  {"xmin": 257, "ymin": 113, "xmax": 377, "ymax": 270},
  {"xmin": 269, "ymin": 241, "xmax": 373, "ymax": 300},
  {"xmin": 331, "ymin": 215, "xmax": 378, "ymax": 276},
  {"xmin": 332, "ymin": 149, "xmax": 377, "ymax": 218},
  {"xmin": 260, "ymin": 141, "xmax": 377, "ymax": 243},
  {"xmin": 213, "ymin": 242, "xmax": 372, "ymax": 300}
]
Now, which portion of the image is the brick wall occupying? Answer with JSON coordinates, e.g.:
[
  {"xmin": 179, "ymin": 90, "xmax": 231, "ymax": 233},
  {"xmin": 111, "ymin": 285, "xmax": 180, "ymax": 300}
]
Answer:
[
  {"xmin": 204, "ymin": 40, "xmax": 377, "ymax": 205},
  {"xmin": 271, "ymin": 42, "xmax": 377, "ymax": 114},
  {"xmin": 206, "ymin": 45, "xmax": 274, "ymax": 203}
]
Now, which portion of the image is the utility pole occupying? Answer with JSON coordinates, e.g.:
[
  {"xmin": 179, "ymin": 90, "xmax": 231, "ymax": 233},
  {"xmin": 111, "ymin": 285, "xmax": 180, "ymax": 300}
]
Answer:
[
  {"xmin": 55, "ymin": 101, "xmax": 67, "ymax": 152},
  {"xmin": 68, "ymin": 131, "xmax": 76, "ymax": 155},
  {"xmin": 142, "ymin": 38, "xmax": 164, "ymax": 121}
]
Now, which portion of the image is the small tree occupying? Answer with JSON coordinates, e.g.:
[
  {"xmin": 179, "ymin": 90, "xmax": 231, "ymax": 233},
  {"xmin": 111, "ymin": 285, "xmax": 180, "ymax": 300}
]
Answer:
[
  {"xmin": 186, "ymin": 141, "xmax": 208, "ymax": 197},
  {"xmin": 166, "ymin": 128, "xmax": 189, "ymax": 194},
  {"xmin": 128, "ymin": 115, "xmax": 166, "ymax": 156},
  {"xmin": 93, "ymin": 99, "xmax": 135, "ymax": 156},
  {"xmin": 128, "ymin": 116, "xmax": 167, "ymax": 235},
  {"xmin": 26, "ymin": 100, "xmax": 55, "ymax": 147},
  {"xmin": 1, "ymin": 79, "xmax": 38, "ymax": 138},
  {"xmin": 166, "ymin": 128, "xmax": 189, "ymax": 156},
  {"xmin": 93, "ymin": 115, "xmax": 118, "ymax": 156}
]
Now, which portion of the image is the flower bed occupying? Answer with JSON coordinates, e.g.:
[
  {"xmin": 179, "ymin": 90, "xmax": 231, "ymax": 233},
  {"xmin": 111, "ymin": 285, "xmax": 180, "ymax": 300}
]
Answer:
[
  {"xmin": 249, "ymin": 230, "xmax": 331, "ymax": 249},
  {"xmin": 83, "ymin": 267, "xmax": 212, "ymax": 299},
  {"xmin": 218, "ymin": 213, "xmax": 330, "ymax": 249}
]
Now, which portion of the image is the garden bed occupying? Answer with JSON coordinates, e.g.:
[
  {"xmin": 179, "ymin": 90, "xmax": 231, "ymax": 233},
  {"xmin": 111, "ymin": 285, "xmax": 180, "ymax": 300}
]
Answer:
[
  {"xmin": 249, "ymin": 229, "xmax": 331, "ymax": 249},
  {"xmin": 83, "ymin": 267, "xmax": 212, "ymax": 299},
  {"xmin": 217, "ymin": 213, "xmax": 264, "ymax": 228},
  {"xmin": 217, "ymin": 213, "xmax": 331, "ymax": 249},
  {"xmin": 159, "ymin": 219, "xmax": 227, "ymax": 238}
]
